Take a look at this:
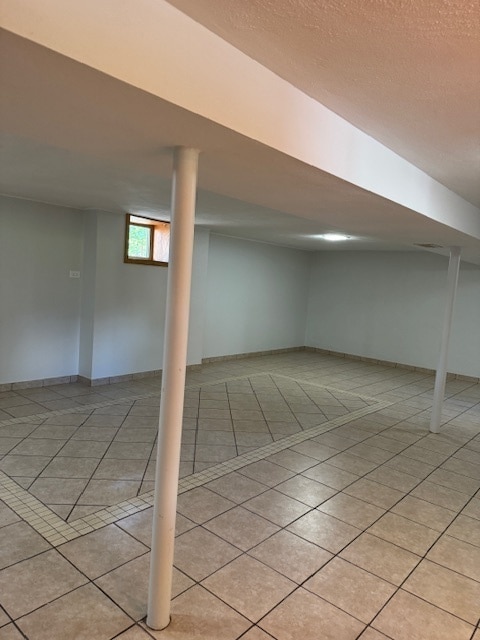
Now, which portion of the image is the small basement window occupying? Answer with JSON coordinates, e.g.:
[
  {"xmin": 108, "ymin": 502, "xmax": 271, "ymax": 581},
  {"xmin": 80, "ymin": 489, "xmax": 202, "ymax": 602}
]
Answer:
[{"xmin": 124, "ymin": 214, "xmax": 170, "ymax": 266}]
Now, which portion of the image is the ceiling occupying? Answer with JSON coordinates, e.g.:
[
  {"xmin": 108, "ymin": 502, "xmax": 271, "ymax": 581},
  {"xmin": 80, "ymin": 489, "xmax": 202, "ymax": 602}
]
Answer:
[
  {"xmin": 1, "ymin": 1, "xmax": 480, "ymax": 261},
  {"xmin": 167, "ymin": 0, "xmax": 480, "ymax": 208}
]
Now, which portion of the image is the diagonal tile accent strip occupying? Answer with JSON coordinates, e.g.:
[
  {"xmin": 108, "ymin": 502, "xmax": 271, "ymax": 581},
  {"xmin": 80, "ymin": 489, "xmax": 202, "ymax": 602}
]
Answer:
[{"xmin": 0, "ymin": 395, "xmax": 391, "ymax": 545}]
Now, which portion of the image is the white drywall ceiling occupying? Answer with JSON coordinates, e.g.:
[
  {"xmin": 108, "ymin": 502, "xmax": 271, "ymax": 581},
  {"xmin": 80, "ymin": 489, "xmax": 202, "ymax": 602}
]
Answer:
[
  {"xmin": 0, "ymin": 0, "xmax": 479, "ymax": 262},
  {"xmin": 166, "ymin": 0, "xmax": 480, "ymax": 208}
]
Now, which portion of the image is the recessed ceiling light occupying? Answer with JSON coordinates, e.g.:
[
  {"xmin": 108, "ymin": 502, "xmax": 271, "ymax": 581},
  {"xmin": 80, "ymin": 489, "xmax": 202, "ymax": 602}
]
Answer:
[{"xmin": 319, "ymin": 233, "xmax": 351, "ymax": 241}]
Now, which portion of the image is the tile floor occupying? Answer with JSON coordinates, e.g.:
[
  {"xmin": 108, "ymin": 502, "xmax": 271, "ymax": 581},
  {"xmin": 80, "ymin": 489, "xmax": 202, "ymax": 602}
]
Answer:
[{"xmin": 0, "ymin": 351, "xmax": 479, "ymax": 639}]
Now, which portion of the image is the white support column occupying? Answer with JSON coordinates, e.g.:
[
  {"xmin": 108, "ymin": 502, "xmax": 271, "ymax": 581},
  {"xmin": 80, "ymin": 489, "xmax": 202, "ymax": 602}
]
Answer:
[
  {"xmin": 430, "ymin": 246, "xmax": 461, "ymax": 434},
  {"xmin": 147, "ymin": 146, "xmax": 200, "ymax": 630}
]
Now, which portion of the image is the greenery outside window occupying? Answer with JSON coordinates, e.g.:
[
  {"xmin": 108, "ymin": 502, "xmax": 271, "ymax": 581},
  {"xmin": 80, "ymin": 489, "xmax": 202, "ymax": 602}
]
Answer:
[{"xmin": 124, "ymin": 214, "xmax": 170, "ymax": 266}]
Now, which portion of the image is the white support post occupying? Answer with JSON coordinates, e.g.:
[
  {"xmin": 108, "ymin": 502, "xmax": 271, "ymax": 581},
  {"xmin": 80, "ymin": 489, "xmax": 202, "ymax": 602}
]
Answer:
[
  {"xmin": 430, "ymin": 246, "xmax": 461, "ymax": 434},
  {"xmin": 147, "ymin": 146, "xmax": 200, "ymax": 630}
]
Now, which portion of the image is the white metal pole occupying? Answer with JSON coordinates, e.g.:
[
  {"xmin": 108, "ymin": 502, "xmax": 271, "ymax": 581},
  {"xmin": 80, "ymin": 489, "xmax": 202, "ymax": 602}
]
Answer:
[
  {"xmin": 430, "ymin": 246, "xmax": 461, "ymax": 433},
  {"xmin": 147, "ymin": 146, "xmax": 199, "ymax": 630}
]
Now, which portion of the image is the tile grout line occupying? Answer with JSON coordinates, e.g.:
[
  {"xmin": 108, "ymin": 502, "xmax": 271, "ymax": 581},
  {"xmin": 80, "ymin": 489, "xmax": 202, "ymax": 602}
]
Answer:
[
  {"xmin": 0, "ymin": 370, "xmax": 384, "ymax": 429},
  {"xmin": 0, "ymin": 394, "xmax": 391, "ymax": 545}
]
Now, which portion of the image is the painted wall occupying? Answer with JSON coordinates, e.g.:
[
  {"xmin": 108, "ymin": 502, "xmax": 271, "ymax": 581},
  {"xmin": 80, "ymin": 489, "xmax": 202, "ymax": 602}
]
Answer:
[
  {"xmin": 0, "ymin": 196, "xmax": 83, "ymax": 384},
  {"xmin": 2, "ymin": 198, "xmax": 478, "ymax": 384},
  {"xmin": 79, "ymin": 211, "xmax": 210, "ymax": 380},
  {"xmin": 305, "ymin": 251, "xmax": 480, "ymax": 378},
  {"xmin": 203, "ymin": 234, "xmax": 311, "ymax": 358}
]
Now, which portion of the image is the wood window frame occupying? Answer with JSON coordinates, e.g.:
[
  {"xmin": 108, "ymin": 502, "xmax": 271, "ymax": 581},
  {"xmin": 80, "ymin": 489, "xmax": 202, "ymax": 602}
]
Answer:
[{"xmin": 124, "ymin": 214, "xmax": 170, "ymax": 267}]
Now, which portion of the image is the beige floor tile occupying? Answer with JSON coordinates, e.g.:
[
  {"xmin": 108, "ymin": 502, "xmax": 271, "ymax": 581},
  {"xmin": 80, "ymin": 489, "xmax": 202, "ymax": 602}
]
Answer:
[
  {"xmin": 115, "ymin": 626, "xmax": 156, "ymax": 639},
  {"xmin": 194, "ymin": 444, "xmax": 238, "ymax": 463},
  {"xmin": 269, "ymin": 421, "xmax": 302, "ymax": 436},
  {"xmin": 57, "ymin": 440, "xmax": 110, "ymax": 458},
  {"xmin": 204, "ymin": 506, "xmax": 279, "ymax": 551},
  {"xmin": 0, "ymin": 455, "xmax": 51, "ymax": 477},
  {"xmin": 358, "ymin": 629, "xmax": 391, "ymax": 639},
  {"xmin": 29, "ymin": 477, "xmax": 89, "ymax": 504},
  {"xmin": 202, "ymin": 554, "xmax": 295, "ymax": 622},
  {"xmin": 259, "ymin": 587, "xmax": 365, "ymax": 640},
  {"xmin": 16, "ymin": 583, "xmax": 132, "ymax": 640},
  {"xmin": 123, "ymin": 416, "xmax": 158, "ymax": 429},
  {"xmin": 0, "ymin": 624, "xmax": 24, "ymax": 639},
  {"xmin": 287, "ymin": 509, "xmax": 361, "ymax": 553},
  {"xmin": 265, "ymin": 449, "xmax": 317, "ymax": 472},
  {"xmin": 441, "ymin": 456, "xmax": 480, "ymax": 480},
  {"xmin": 411, "ymin": 480, "xmax": 470, "ymax": 511},
  {"xmin": 236, "ymin": 432, "xmax": 274, "ymax": 447},
  {"xmin": 93, "ymin": 458, "xmax": 147, "ymax": 480},
  {"xmin": 179, "ymin": 461, "xmax": 194, "ymax": 477},
  {"xmin": 0, "ymin": 549, "xmax": 87, "ymax": 618},
  {"xmin": 71, "ymin": 426, "xmax": 118, "ymax": 441},
  {"xmin": 446, "ymin": 514, "xmax": 480, "ymax": 547},
  {"xmin": 328, "ymin": 452, "xmax": 379, "ymax": 475},
  {"xmin": 95, "ymin": 553, "xmax": 193, "ymax": 620},
  {"xmin": 83, "ymin": 414, "xmax": 125, "ymax": 427},
  {"xmin": 243, "ymin": 489, "xmax": 311, "ymax": 527},
  {"xmin": 365, "ymin": 466, "xmax": 419, "ymax": 492},
  {"xmin": 239, "ymin": 627, "xmax": 273, "ymax": 640},
  {"xmin": 0, "ymin": 522, "xmax": 51, "ymax": 570},
  {"xmin": 105, "ymin": 442, "xmax": 153, "ymax": 460},
  {"xmin": 305, "ymin": 557, "xmax": 396, "ymax": 623},
  {"xmin": 174, "ymin": 526, "xmax": 241, "ymax": 581},
  {"xmin": 453, "ymin": 447, "xmax": 480, "ymax": 465},
  {"xmin": 233, "ymin": 420, "xmax": 269, "ymax": 433},
  {"xmin": 344, "ymin": 478, "xmax": 405, "ymax": 509},
  {"xmin": 428, "ymin": 468, "xmax": 480, "ymax": 496},
  {"xmin": 357, "ymin": 437, "xmax": 406, "ymax": 456},
  {"xmin": 0, "ymin": 503, "xmax": 20, "ymax": 528},
  {"xmin": 302, "ymin": 462, "xmax": 359, "ymax": 489},
  {"xmin": 318, "ymin": 493, "xmax": 385, "ymax": 529},
  {"xmin": 249, "ymin": 529, "xmax": 332, "ymax": 583},
  {"xmin": 68, "ymin": 504, "xmax": 104, "ymax": 520},
  {"xmin": 29, "ymin": 424, "xmax": 77, "ymax": 440},
  {"xmin": 0, "ymin": 607, "xmax": 10, "ymax": 627},
  {"xmin": 197, "ymin": 418, "xmax": 233, "ymax": 431},
  {"xmin": 401, "ymin": 444, "xmax": 450, "ymax": 466},
  {"xmin": 195, "ymin": 430, "xmax": 235, "ymax": 445},
  {"xmin": 391, "ymin": 495, "xmax": 456, "ymax": 531},
  {"xmin": 48, "ymin": 502, "xmax": 73, "ymax": 519},
  {"xmin": 238, "ymin": 460, "xmax": 295, "ymax": 486},
  {"xmin": 199, "ymin": 407, "xmax": 231, "ymax": 419},
  {"xmin": 312, "ymin": 432, "xmax": 357, "ymax": 451},
  {"xmin": 340, "ymin": 532, "xmax": 420, "ymax": 585},
  {"xmin": 58, "ymin": 524, "xmax": 148, "ymax": 579},
  {"xmin": 176, "ymin": 487, "xmax": 235, "ymax": 523},
  {"xmin": 113, "ymin": 428, "xmax": 157, "ymax": 443},
  {"xmin": 372, "ymin": 590, "xmax": 473, "ymax": 640},
  {"xmin": 9, "ymin": 438, "xmax": 66, "ymax": 456},
  {"xmin": 142, "ymin": 585, "xmax": 250, "ymax": 640},
  {"xmin": 39, "ymin": 456, "xmax": 99, "ymax": 478},
  {"xmin": 462, "ymin": 496, "xmax": 480, "ymax": 520},
  {"xmin": 403, "ymin": 559, "xmax": 480, "ymax": 625},
  {"xmin": 77, "ymin": 479, "xmax": 141, "ymax": 505},
  {"xmin": 384, "ymin": 454, "xmax": 435, "ymax": 479},
  {"xmin": 290, "ymin": 441, "xmax": 339, "ymax": 461},
  {"xmin": 206, "ymin": 472, "xmax": 268, "ymax": 503},
  {"xmin": 427, "ymin": 534, "xmax": 480, "ymax": 581},
  {"xmin": 275, "ymin": 475, "xmax": 337, "ymax": 507},
  {"xmin": 116, "ymin": 508, "xmax": 194, "ymax": 547},
  {"xmin": 367, "ymin": 512, "xmax": 440, "ymax": 555}
]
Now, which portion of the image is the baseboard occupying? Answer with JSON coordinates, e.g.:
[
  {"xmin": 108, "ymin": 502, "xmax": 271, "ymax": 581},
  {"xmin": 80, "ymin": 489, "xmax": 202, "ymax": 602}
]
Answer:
[
  {"xmin": 304, "ymin": 347, "xmax": 480, "ymax": 383},
  {"xmin": 2, "ymin": 346, "xmax": 478, "ymax": 390}
]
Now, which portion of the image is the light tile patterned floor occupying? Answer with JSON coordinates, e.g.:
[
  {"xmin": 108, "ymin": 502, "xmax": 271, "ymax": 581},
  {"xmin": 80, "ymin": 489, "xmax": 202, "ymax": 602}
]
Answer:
[{"xmin": 0, "ymin": 351, "xmax": 479, "ymax": 639}]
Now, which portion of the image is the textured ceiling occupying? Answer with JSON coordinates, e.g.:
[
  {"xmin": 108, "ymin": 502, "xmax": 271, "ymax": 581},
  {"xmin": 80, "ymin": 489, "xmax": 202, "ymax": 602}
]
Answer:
[
  {"xmin": 1, "ymin": 2, "xmax": 479, "ymax": 262},
  {"xmin": 166, "ymin": 0, "xmax": 480, "ymax": 207}
]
